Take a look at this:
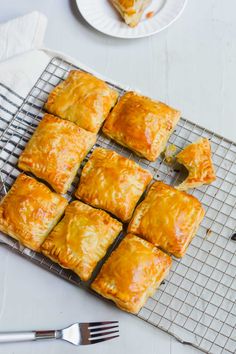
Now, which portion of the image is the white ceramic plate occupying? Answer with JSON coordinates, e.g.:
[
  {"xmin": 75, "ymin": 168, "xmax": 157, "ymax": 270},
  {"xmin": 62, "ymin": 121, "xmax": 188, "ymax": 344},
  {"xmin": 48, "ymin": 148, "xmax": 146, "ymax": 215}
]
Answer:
[{"xmin": 76, "ymin": 0, "xmax": 188, "ymax": 39}]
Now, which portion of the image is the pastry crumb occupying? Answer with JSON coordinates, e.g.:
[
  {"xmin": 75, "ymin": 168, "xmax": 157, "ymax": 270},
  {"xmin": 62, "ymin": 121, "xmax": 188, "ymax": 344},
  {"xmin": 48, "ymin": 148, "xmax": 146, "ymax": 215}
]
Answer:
[
  {"xmin": 206, "ymin": 228, "xmax": 212, "ymax": 237},
  {"xmin": 163, "ymin": 144, "xmax": 177, "ymax": 164},
  {"xmin": 146, "ymin": 11, "xmax": 154, "ymax": 19}
]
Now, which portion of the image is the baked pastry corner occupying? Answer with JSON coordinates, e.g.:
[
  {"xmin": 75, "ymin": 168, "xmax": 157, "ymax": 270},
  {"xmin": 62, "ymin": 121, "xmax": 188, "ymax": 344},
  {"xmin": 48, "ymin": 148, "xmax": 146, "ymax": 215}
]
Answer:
[{"xmin": 176, "ymin": 138, "xmax": 216, "ymax": 191}]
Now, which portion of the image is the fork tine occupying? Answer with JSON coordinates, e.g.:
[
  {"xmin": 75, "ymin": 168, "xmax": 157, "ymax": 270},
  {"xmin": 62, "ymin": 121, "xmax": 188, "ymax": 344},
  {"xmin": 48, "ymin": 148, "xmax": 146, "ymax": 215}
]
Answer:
[
  {"xmin": 90, "ymin": 325, "xmax": 119, "ymax": 333},
  {"xmin": 90, "ymin": 334, "xmax": 119, "ymax": 344},
  {"xmin": 90, "ymin": 330, "xmax": 119, "ymax": 339},
  {"xmin": 88, "ymin": 321, "xmax": 118, "ymax": 327}
]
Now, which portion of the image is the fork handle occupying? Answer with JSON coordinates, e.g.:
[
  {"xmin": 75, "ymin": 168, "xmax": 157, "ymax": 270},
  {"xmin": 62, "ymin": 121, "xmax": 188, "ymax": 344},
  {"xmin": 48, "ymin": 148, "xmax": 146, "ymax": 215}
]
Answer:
[{"xmin": 0, "ymin": 330, "xmax": 57, "ymax": 343}]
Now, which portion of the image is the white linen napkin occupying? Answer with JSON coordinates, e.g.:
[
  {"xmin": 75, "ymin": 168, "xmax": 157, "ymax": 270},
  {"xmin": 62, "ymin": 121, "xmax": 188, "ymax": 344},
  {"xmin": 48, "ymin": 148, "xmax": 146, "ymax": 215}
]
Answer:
[
  {"xmin": 0, "ymin": 11, "xmax": 54, "ymax": 138},
  {"xmin": 0, "ymin": 12, "xmax": 50, "ymax": 110},
  {"xmin": 0, "ymin": 11, "xmax": 47, "ymax": 62}
]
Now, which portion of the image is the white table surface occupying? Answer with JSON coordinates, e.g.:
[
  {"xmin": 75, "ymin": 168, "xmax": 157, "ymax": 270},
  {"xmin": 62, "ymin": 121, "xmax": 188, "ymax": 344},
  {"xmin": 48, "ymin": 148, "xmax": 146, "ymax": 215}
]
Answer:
[{"xmin": 0, "ymin": 1, "xmax": 235, "ymax": 354}]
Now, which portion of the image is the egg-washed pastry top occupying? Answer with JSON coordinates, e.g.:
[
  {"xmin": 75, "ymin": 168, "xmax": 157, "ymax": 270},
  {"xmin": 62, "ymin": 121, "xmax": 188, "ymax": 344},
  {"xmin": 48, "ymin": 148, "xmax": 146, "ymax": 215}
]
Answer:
[
  {"xmin": 18, "ymin": 114, "xmax": 96, "ymax": 194},
  {"xmin": 0, "ymin": 174, "xmax": 68, "ymax": 251},
  {"xmin": 91, "ymin": 233, "xmax": 172, "ymax": 314},
  {"xmin": 176, "ymin": 138, "xmax": 216, "ymax": 191},
  {"xmin": 75, "ymin": 147, "xmax": 153, "ymax": 222},
  {"xmin": 44, "ymin": 70, "xmax": 118, "ymax": 133},
  {"xmin": 41, "ymin": 201, "xmax": 122, "ymax": 281},
  {"xmin": 128, "ymin": 181, "xmax": 205, "ymax": 258},
  {"xmin": 111, "ymin": 0, "xmax": 152, "ymax": 27},
  {"xmin": 103, "ymin": 91, "xmax": 180, "ymax": 161}
]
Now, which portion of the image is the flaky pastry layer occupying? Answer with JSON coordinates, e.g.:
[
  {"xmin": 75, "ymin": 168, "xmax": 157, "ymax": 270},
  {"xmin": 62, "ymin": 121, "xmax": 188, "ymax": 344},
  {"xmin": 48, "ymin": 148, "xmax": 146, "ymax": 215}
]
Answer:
[
  {"xmin": 75, "ymin": 148, "xmax": 153, "ymax": 222},
  {"xmin": 0, "ymin": 174, "xmax": 67, "ymax": 251},
  {"xmin": 92, "ymin": 233, "xmax": 172, "ymax": 313},
  {"xmin": 42, "ymin": 201, "xmax": 122, "ymax": 281},
  {"xmin": 103, "ymin": 92, "xmax": 180, "ymax": 161},
  {"xmin": 128, "ymin": 181, "xmax": 205, "ymax": 257}
]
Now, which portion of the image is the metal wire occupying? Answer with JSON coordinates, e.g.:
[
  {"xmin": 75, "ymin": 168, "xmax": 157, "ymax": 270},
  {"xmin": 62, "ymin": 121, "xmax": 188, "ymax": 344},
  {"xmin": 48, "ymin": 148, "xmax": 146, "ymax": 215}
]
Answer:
[{"xmin": 0, "ymin": 57, "xmax": 235, "ymax": 354}]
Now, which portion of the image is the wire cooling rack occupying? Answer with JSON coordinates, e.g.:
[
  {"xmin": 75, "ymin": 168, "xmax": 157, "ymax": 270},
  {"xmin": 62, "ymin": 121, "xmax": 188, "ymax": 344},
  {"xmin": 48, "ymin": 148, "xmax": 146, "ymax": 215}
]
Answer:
[{"xmin": 0, "ymin": 57, "xmax": 235, "ymax": 354}]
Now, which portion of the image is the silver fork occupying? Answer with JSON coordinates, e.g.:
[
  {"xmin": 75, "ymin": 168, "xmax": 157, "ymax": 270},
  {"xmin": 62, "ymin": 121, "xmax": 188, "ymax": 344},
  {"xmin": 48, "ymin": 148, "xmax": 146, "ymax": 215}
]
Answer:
[{"xmin": 0, "ymin": 321, "xmax": 119, "ymax": 346}]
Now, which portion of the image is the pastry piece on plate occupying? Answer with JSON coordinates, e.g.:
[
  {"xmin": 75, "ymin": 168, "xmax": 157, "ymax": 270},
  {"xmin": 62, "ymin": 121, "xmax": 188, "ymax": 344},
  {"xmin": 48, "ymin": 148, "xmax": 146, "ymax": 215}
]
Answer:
[
  {"xmin": 91, "ymin": 233, "xmax": 172, "ymax": 314},
  {"xmin": 103, "ymin": 92, "xmax": 180, "ymax": 161},
  {"xmin": 18, "ymin": 114, "xmax": 96, "ymax": 194},
  {"xmin": 44, "ymin": 70, "xmax": 118, "ymax": 133},
  {"xmin": 75, "ymin": 148, "xmax": 153, "ymax": 222},
  {"xmin": 41, "ymin": 201, "xmax": 122, "ymax": 281},
  {"xmin": 111, "ymin": 0, "xmax": 152, "ymax": 27},
  {"xmin": 176, "ymin": 138, "xmax": 216, "ymax": 191},
  {"xmin": 0, "ymin": 174, "xmax": 68, "ymax": 251},
  {"xmin": 128, "ymin": 181, "xmax": 205, "ymax": 258}
]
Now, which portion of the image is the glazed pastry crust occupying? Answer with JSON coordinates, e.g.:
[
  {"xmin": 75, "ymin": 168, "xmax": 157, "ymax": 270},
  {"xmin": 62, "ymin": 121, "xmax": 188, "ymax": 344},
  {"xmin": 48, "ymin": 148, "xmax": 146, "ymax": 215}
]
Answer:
[
  {"xmin": 41, "ymin": 201, "xmax": 122, "ymax": 281},
  {"xmin": 111, "ymin": 0, "xmax": 151, "ymax": 27},
  {"xmin": 128, "ymin": 181, "xmax": 205, "ymax": 258},
  {"xmin": 44, "ymin": 70, "xmax": 118, "ymax": 133},
  {"xmin": 91, "ymin": 233, "xmax": 172, "ymax": 314},
  {"xmin": 0, "ymin": 174, "xmax": 68, "ymax": 251},
  {"xmin": 18, "ymin": 114, "xmax": 96, "ymax": 194},
  {"xmin": 75, "ymin": 148, "xmax": 153, "ymax": 222},
  {"xmin": 176, "ymin": 138, "xmax": 216, "ymax": 191},
  {"xmin": 103, "ymin": 92, "xmax": 180, "ymax": 161}
]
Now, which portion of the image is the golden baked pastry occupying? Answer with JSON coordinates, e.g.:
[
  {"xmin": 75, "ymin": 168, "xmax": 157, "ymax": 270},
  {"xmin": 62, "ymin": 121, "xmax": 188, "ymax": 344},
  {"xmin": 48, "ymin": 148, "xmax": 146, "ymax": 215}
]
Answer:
[
  {"xmin": 111, "ymin": 0, "xmax": 151, "ymax": 27},
  {"xmin": 103, "ymin": 92, "xmax": 180, "ymax": 161},
  {"xmin": 18, "ymin": 114, "xmax": 96, "ymax": 194},
  {"xmin": 176, "ymin": 138, "xmax": 216, "ymax": 191},
  {"xmin": 0, "ymin": 174, "xmax": 68, "ymax": 251},
  {"xmin": 75, "ymin": 148, "xmax": 153, "ymax": 222},
  {"xmin": 91, "ymin": 233, "xmax": 172, "ymax": 314},
  {"xmin": 163, "ymin": 144, "xmax": 177, "ymax": 164},
  {"xmin": 44, "ymin": 70, "xmax": 118, "ymax": 133},
  {"xmin": 128, "ymin": 181, "xmax": 205, "ymax": 258},
  {"xmin": 41, "ymin": 201, "xmax": 122, "ymax": 281}
]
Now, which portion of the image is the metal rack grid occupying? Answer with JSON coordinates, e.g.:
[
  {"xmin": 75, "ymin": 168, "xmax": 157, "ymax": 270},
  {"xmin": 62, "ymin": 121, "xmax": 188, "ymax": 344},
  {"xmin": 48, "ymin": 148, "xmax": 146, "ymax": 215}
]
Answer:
[{"xmin": 0, "ymin": 57, "xmax": 235, "ymax": 354}]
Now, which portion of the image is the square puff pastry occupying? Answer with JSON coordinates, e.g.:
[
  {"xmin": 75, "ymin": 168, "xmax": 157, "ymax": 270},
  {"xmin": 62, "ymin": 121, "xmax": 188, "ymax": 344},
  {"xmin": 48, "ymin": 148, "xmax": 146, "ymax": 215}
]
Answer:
[
  {"xmin": 18, "ymin": 114, "xmax": 96, "ymax": 194},
  {"xmin": 103, "ymin": 92, "xmax": 180, "ymax": 161},
  {"xmin": 41, "ymin": 201, "xmax": 122, "ymax": 281},
  {"xmin": 176, "ymin": 138, "xmax": 216, "ymax": 191},
  {"xmin": 91, "ymin": 233, "xmax": 172, "ymax": 314},
  {"xmin": 75, "ymin": 148, "xmax": 153, "ymax": 222},
  {"xmin": 0, "ymin": 174, "xmax": 68, "ymax": 251},
  {"xmin": 111, "ymin": 0, "xmax": 151, "ymax": 27},
  {"xmin": 128, "ymin": 181, "xmax": 205, "ymax": 258},
  {"xmin": 44, "ymin": 70, "xmax": 118, "ymax": 133}
]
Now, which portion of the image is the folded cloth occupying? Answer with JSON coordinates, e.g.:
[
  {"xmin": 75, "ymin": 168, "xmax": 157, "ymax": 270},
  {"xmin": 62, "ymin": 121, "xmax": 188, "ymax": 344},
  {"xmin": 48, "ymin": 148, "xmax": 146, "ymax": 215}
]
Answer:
[
  {"xmin": 0, "ymin": 12, "xmax": 51, "ymax": 132},
  {"xmin": 0, "ymin": 11, "xmax": 47, "ymax": 62}
]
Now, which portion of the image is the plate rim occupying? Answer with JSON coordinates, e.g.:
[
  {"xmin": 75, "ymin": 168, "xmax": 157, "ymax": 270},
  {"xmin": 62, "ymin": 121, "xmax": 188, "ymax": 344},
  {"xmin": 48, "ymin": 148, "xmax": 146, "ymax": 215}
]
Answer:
[{"xmin": 76, "ymin": 0, "xmax": 188, "ymax": 39}]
